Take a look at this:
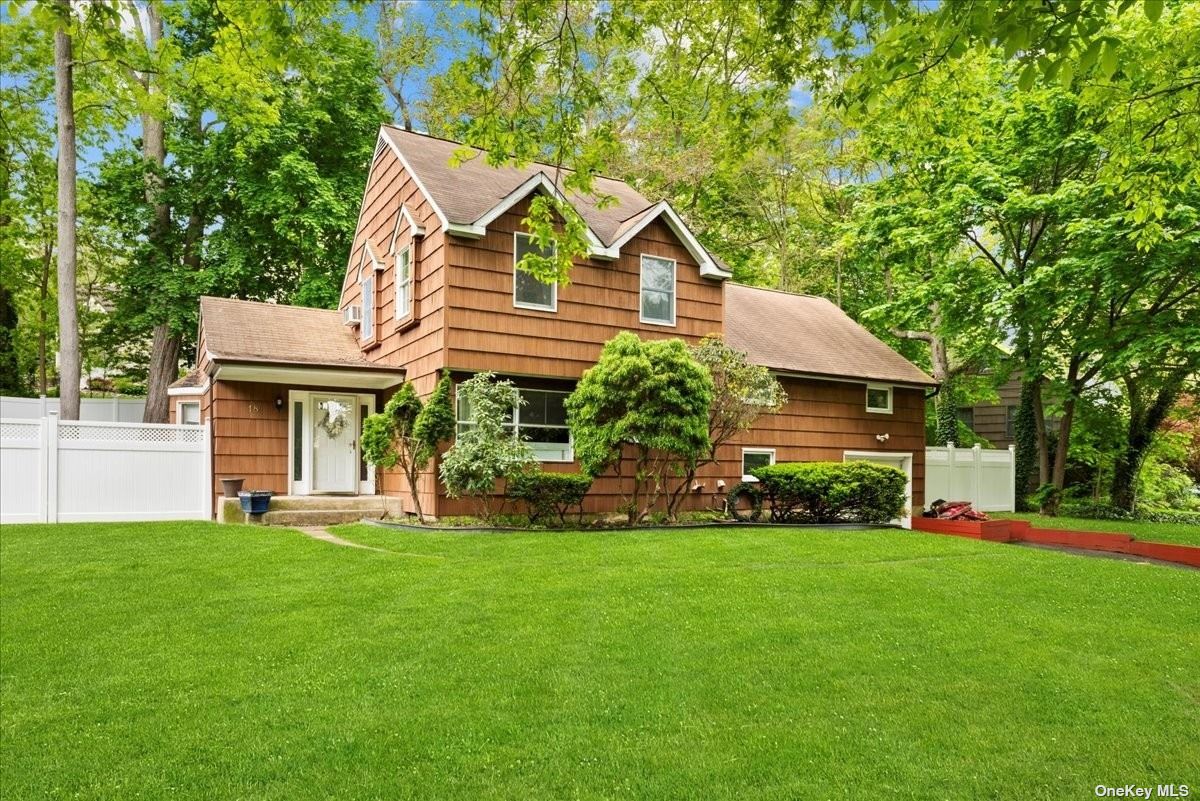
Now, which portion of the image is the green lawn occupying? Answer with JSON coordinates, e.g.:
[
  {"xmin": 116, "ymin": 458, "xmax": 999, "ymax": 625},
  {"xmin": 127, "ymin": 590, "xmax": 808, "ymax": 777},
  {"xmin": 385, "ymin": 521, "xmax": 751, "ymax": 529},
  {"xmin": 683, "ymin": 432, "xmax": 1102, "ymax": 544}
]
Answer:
[
  {"xmin": 994, "ymin": 512, "xmax": 1200, "ymax": 547},
  {"xmin": 1, "ymin": 522, "xmax": 1197, "ymax": 800}
]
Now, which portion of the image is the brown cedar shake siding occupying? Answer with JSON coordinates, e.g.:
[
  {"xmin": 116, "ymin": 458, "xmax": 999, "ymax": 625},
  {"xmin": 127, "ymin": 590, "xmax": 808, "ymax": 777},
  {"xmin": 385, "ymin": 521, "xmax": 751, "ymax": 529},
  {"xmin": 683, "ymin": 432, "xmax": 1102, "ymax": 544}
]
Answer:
[{"xmin": 184, "ymin": 126, "xmax": 932, "ymax": 520}]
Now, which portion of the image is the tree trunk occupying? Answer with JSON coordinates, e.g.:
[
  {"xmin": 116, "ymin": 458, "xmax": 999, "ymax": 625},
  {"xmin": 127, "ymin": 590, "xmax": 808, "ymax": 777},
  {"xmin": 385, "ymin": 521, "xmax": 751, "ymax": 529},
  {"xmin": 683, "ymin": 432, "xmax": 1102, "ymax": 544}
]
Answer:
[
  {"xmin": 38, "ymin": 243, "xmax": 51, "ymax": 396},
  {"xmin": 138, "ymin": 5, "xmax": 177, "ymax": 423},
  {"xmin": 1033, "ymin": 382, "xmax": 1049, "ymax": 485},
  {"xmin": 54, "ymin": 1, "xmax": 80, "ymax": 420},
  {"xmin": 1042, "ymin": 394, "xmax": 1076, "ymax": 516},
  {"xmin": 1110, "ymin": 373, "xmax": 1186, "ymax": 511},
  {"xmin": 1041, "ymin": 357, "xmax": 1084, "ymax": 516},
  {"xmin": 142, "ymin": 323, "xmax": 181, "ymax": 423}
]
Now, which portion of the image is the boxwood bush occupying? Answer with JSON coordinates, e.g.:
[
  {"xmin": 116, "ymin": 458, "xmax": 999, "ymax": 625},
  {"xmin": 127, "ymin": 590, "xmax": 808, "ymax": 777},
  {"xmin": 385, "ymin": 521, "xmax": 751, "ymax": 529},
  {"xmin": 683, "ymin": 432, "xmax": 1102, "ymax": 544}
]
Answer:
[
  {"xmin": 506, "ymin": 470, "xmax": 593, "ymax": 526},
  {"xmin": 750, "ymin": 461, "xmax": 908, "ymax": 524}
]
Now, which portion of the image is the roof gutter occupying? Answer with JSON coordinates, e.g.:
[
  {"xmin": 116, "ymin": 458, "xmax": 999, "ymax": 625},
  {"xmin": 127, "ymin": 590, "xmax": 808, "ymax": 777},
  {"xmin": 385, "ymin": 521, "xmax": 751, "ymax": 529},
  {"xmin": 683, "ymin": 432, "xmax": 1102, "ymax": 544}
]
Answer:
[{"xmin": 768, "ymin": 369, "xmax": 937, "ymax": 391}]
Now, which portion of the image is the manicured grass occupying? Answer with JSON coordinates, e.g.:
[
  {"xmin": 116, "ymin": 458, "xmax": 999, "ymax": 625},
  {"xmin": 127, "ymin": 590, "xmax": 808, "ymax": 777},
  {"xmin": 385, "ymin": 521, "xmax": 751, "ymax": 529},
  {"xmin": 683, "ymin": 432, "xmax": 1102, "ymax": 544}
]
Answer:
[
  {"xmin": 994, "ymin": 512, "xmax": 1200, "ymax": 547},
  {"xmin": 2, "ymin": 522, "xmax": 1197, "ymax": 800}
]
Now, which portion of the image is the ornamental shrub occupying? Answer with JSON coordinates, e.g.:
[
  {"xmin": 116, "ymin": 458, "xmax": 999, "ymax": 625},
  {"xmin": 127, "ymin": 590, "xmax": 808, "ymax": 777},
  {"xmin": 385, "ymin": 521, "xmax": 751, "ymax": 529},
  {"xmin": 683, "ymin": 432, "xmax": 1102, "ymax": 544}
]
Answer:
[
  {"xmin": 750, "ymin": 461, "xmax": 907, "ymax": 524},
  {"xmin": 566, "ymin": 332, "xmax": 713, "ymax": 525},
  {"xmin": 506, "ymin": 470, "xmax": 593, "ymax": 526},
  {"xmin": 440, "ymin": 372, "xmax": 535, "ymax": 521}
]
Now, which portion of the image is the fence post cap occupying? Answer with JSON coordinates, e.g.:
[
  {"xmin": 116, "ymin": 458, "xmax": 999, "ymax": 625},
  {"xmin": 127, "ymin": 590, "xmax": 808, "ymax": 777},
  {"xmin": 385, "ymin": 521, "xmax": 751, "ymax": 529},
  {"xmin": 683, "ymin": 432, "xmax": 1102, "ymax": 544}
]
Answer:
[{"xmin": 973, "ymin": 443, "xmax": 982, "ymax": 451}]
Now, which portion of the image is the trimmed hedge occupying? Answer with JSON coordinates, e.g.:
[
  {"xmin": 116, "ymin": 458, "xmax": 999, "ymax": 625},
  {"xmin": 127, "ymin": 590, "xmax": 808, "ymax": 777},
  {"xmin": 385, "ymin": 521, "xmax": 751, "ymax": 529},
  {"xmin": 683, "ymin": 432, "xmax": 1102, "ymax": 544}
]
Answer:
[
  {"xmin": 750, "ymin": 461, "xmax": 908, "ymax": 524},
  {"xmin": 1060, "ymin": 501, "xmax": 1200, "ymax": 526},
  {"xmin": 506, "ymin": 471, "xmax": 593, "ymax": 526}
]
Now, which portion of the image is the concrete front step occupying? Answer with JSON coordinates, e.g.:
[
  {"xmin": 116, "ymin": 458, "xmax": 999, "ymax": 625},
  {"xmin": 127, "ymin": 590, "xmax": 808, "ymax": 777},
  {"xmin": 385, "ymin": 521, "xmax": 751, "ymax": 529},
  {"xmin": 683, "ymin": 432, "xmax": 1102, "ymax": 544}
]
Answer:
[
  {"xmin": 218, "ymin": 495, "xmax": 388, "ymax": 524},
  {"xmin": 261, "ymin": 509, "xmax": 380, "ymax": 527},
  {"xmin": 268, "ymin": 495, "xmax": 387, "ymax": 511}
]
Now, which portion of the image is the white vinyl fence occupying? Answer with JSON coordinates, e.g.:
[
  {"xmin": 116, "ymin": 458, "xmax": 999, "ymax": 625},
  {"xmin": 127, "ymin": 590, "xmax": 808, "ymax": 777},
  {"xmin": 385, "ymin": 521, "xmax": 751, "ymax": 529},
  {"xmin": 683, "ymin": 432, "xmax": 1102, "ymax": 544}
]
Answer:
[
  {"xmin": 0, "ymin": 414, "xmax": 211, "ymax": 524},
  {"xmin": 925, "ymin": 443, "xmax": 1017, "ymax": 512},
  {"xmin": 0, "ymin": 395, "xmax": 147, "ymax": 422}
]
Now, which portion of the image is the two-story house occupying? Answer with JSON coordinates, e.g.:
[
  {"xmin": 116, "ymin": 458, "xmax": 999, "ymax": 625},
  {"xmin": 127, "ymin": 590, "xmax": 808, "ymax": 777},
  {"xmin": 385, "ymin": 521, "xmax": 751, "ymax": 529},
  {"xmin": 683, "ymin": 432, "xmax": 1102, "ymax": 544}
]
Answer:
[{"xmin": 171, "ymin": 126, "xmax": 936, "ymax": 521}]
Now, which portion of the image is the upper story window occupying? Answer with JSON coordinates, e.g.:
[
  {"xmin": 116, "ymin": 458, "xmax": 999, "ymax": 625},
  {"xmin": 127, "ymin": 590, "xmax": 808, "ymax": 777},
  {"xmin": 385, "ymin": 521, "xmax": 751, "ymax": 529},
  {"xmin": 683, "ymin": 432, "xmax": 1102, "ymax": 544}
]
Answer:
[
  {"xmin": 360, "ymin": 272, "xmax": 374, "ymax": 341},
  {"xmin": 866, "ymin": 383, "xmax": 892, "ymax": 414},
  {"xmin": 456, "ymin": 385, "xmax": 573, "ymax": 463},
  {"xmin": 513, "ymin": 232, "xmax": 556, "ymax": 312},
  {"xmin": 640, "ymin": 254, "xmax": 676, "ymax": 326},
  {"xmin": 395, "ymin": 246, "xmax": 413, "ymax": 321}
]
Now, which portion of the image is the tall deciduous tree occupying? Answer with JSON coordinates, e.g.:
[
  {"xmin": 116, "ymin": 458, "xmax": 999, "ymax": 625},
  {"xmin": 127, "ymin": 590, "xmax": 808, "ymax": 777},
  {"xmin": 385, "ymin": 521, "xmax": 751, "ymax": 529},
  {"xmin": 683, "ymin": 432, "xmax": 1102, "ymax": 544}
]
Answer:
[{"xmin": 52, "ymin": 0, "xmax": 79, "ymax": 419}]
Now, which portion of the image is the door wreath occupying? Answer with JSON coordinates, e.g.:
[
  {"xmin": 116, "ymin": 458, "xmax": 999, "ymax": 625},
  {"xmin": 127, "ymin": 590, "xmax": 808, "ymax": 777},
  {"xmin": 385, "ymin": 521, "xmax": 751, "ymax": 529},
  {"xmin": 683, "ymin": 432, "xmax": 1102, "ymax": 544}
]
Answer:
[{"xmin": 318, "ymin": 403, "xmax": 349, "ymax": 439}]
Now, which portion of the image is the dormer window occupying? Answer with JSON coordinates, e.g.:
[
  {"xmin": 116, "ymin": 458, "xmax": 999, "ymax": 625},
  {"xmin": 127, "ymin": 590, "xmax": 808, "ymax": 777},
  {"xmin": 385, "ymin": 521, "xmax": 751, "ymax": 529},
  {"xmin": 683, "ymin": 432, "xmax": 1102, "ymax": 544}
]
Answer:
[
  {"xmin": 640, "ymin": 254, "xmax": 676, "ymax": 326},
  {"xmin": 395, "ymin": 246, "xmax": 413, "ymax": 321},
  {"xmin": 513, "ymin": 232, "xmax": 556, "ymax": 312}
]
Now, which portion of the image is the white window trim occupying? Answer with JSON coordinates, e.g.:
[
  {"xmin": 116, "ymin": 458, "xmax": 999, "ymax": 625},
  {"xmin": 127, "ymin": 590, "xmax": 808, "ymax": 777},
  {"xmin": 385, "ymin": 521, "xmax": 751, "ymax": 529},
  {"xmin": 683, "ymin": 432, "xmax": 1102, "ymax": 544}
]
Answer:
[
  {"xmin": 866, "ymin": 383, "xmax": 893, "ymax": 414},
  {"xmin": 395, "ymin": 245, "xmax": 413, "ymax": 322},
  {"xmin": 456, "ymin": 385, "xmax": 574, "ymax": 463},
  {"xmin": 741, "ymin": 447, "xmax": 776, "ymax": 482},
  {"xmin": 176, "ymin": 399, "xmax": 201, "ymax": 425},
  {"xmin": 512, "ymin": 232, "xmax": 557, "ymax": 313},
  {"xmin": 639, "ymin": 254, "xmax": 677, "ymax": 327}
]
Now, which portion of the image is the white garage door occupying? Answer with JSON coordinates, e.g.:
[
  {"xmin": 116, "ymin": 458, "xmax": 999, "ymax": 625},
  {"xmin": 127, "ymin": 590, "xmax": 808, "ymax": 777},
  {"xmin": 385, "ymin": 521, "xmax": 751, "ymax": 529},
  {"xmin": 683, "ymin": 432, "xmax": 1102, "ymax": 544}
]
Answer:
[{"xmin": 843, "ymin": 451, "xmax": 913, "ymax": 529}]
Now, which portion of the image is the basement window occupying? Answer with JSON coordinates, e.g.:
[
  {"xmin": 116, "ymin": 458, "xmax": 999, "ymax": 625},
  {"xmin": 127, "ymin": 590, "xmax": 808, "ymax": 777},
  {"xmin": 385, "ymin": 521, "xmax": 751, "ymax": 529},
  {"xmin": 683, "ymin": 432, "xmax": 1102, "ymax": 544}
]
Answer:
[
  {"xmin": 866, "ymin": 384, "xmax": 893, "ymax": 414},
  {"xmin": 741, "ymin": 448, "xmax": 775, "ymax": 482}
]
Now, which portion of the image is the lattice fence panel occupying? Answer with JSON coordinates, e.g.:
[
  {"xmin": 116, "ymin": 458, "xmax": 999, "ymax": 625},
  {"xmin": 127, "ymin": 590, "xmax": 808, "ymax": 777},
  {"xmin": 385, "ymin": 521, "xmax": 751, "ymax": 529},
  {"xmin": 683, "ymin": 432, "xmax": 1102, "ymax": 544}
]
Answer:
[
  {"xmin": 58, "ymin": 423, "xmax": 205, "ymax": 444},
  {"xmin": 0, "ymin": 421, "xmax": 41, "ymax": 441}
]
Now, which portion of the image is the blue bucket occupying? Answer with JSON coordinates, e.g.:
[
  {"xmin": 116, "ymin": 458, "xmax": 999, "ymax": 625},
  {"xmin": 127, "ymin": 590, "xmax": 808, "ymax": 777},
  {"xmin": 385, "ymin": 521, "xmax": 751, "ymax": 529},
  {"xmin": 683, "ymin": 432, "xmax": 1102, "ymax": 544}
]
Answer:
[{"xmin": 238, "ymin": 490, "xmax": 273, "ymax": 515}]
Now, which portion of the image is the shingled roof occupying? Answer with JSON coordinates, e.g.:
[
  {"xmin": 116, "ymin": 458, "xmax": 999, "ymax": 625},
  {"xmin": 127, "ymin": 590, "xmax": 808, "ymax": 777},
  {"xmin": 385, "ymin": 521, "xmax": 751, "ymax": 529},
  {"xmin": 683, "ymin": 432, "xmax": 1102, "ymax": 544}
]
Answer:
[
  {"xmin": 379, "ymin": 126, "xmax": 730, "ymax": 278},
  {"xmin": 198, "ymin": 296, "xmax": 395, "ymax": 371},
  {"xmin": 724, "ymin": 284, "xmax": 936, "ymax": 386}
]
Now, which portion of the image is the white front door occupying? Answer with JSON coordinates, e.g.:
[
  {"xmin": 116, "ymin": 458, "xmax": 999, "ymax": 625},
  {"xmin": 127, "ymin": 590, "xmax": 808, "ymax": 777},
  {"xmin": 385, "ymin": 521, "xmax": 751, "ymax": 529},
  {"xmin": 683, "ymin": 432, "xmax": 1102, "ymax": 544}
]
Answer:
[{"xmin": 312, "ymin": 394, "xmax": 358, "ymax": 493}]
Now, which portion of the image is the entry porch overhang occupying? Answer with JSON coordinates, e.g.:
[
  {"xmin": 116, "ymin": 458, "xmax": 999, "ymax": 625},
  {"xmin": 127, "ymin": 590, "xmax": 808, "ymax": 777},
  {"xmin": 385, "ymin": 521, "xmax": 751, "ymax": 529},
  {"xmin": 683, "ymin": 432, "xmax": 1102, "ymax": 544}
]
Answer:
[{"xmin": 210, "ymin": 358, "xmax": 405, "ymax": 391}]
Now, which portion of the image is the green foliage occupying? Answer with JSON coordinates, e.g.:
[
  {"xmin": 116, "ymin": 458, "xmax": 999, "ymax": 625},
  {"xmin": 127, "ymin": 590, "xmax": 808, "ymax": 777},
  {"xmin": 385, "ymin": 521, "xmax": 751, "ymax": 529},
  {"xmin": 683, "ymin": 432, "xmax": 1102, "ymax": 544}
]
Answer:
[
  {"xmin": 665, "ymin": 335, "xmax": 786, "ymax": 516},
  {"xmin": 0, "ymin": 288, "xmax": 24, "ymax": 395},
  {"xmin": 932, "ymin": 381, "xmax": 958, "ymax": 447},
  {"xmin": 690, "ymin": 335, "xmax": 787, "ymax": 454},
  {"xmin": 360, "ymin": 381, "xmax": 453, "ymax": 521},
  {"xmin": 385, "ymin": 382, "xmax": 424, "ymax": 439},
  {"xmin": 505, "ymin": 471, "xmax": 593, "ymax": 526},
  {"xmin": 725, "ymin": 482, "xmax": 764, "ymax": 523},
  {"xmin": 566, "ymin": 332, "xmax": 713, "ymax": 524},
  {"xmin": 440, "ymin": 372, "xmax": 535, "ymax": 520},
  {"xmin": 413, "ymin": 370, "xmax": 456, "ymax": 453},
  {"xmin": 1058, "ymin": 501, "xmax": 1200, "ymax": 527},
  {"xmin": 1012, "ymin": 380, "xmax": 1040, "ymax": 511},
  {"xmin": 751, "ymin": 461, "xmax": 908, "ymax": 524},
  {"xmin": 1136, "ymin": 432, "xmax": 1199, "ymax": 511},
  {"xmin": 359, "ymin": 413, "xmax": 399, "ymax": 470}
]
